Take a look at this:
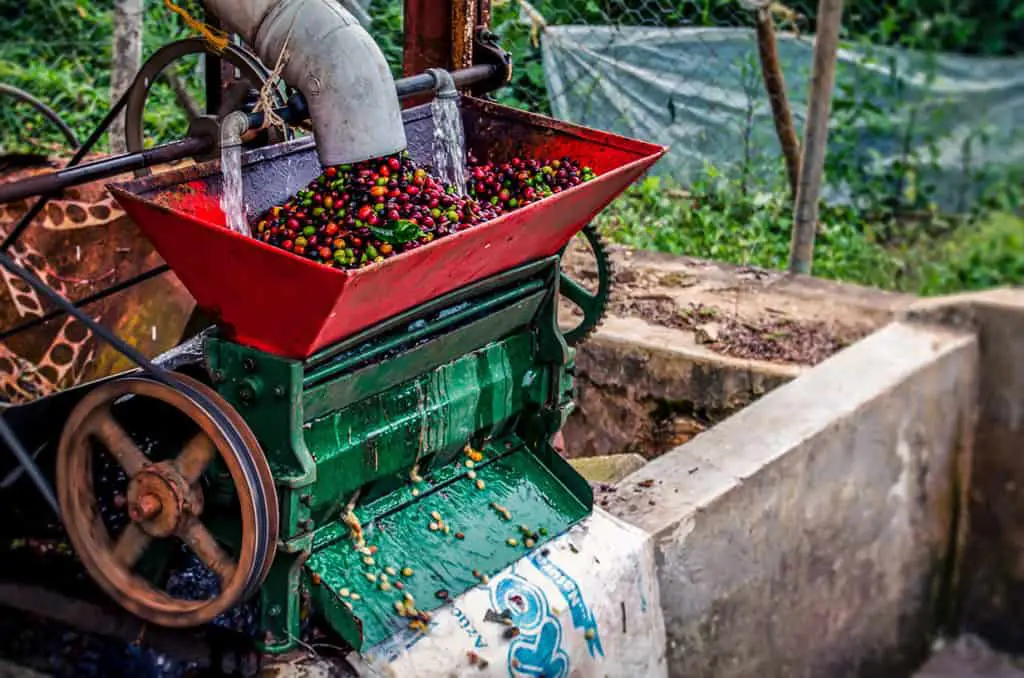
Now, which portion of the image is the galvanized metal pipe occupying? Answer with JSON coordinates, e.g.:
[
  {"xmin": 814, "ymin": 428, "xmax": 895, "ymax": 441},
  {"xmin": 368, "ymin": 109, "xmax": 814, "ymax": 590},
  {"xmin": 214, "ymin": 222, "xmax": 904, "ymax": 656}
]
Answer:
[
  {"xmin": 0, "ymin": 63, "xmax": 500, "ymax": 206},
  {"xmin": 205, "ymin": 0, "xmax": 406, "ymax": 166},
  {"xmin": 248, "ymin": 64, "xmax": 498, "ymax": 128}
]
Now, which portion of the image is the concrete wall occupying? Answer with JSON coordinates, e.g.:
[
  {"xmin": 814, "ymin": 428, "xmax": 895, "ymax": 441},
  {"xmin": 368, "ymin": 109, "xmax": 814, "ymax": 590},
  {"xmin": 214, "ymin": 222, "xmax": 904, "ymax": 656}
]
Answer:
[
  {"xmin": 607, "ymin": 321, "xmax": 979, "ymax": 677},
  {"xmin": 565, "ymin": 316, "xmax": 801, "ymax": 459},
  {"xmin": 907, "ymin": 291, "xmax": 1024, "ymax": 653}
]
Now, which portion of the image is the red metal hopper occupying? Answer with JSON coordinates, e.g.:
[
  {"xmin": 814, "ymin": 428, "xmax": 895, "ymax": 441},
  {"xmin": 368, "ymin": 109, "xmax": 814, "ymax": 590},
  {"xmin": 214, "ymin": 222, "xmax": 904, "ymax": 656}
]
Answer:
[{"xmin": 109, "ymin": 97, "xmax": 666, "ymax": 358}]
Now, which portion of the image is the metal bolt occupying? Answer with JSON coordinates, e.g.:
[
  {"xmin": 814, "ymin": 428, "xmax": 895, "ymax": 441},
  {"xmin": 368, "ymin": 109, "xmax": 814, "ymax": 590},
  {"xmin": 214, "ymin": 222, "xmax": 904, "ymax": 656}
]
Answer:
[
  {"xmin": 211, "ymin": 370, "xmax": 225, "ymax": 384},
  {"xmin": 129, "ymin": 494, "xmax": 161, "ymax": 522},
  {"xmin": 273, "ymin": 385, "xmax": 286, "ymax": 398},
  {"xmin": 268, "ymin": 604, "xmax": 282, "ymax": 617},
  {"xmin": 242, "ymin": 358, "xmax": 257, "ymax": 372}
]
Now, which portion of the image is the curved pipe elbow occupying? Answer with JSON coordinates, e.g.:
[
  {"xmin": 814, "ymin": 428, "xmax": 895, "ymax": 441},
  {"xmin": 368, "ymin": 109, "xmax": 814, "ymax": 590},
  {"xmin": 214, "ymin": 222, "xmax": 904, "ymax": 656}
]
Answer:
[
  {"xmin": 425, "ymin": 68, "xmax": 458, "ymax": 100},
  {"xmin": 206, "ymin": 0, "xmax": 407, "ymax": 166}
]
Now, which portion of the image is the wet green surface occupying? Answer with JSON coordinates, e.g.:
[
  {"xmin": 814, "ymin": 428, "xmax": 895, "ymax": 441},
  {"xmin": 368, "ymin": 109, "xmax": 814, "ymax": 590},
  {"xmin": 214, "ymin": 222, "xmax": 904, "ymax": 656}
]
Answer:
[
  {"xmin": 302, "ymin": 332, "xmax": 533, "ymax": 517},
  {"xmin": 305, "ymin": 441, "xmax": 589, "ymax": 650}
]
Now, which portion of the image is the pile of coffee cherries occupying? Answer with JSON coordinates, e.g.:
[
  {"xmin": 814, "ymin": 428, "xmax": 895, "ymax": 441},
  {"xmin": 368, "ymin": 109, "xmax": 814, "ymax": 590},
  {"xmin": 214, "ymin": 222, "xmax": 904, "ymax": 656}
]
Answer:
[
  {"xmin": 466, "ymin": 154, "xmax": 596, "ymax": 213},
  {"xmin": 250, "ymin": 150, "xmax": 596, "ymax": 269}
]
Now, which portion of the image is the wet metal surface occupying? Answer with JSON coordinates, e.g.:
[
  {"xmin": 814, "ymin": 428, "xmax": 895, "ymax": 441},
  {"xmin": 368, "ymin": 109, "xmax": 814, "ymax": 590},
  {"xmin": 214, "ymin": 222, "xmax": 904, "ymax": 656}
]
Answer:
[{"xmin": 306, "ymin": 442, "xmax": 589, "ymax": 650}]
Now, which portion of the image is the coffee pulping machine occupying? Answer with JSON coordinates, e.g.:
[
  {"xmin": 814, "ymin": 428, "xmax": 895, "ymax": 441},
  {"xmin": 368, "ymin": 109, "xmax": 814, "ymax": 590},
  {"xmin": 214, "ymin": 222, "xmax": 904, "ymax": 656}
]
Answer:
[{"xmin": 0, "ymin": 0, "xmax": 664, "ymax": 659}]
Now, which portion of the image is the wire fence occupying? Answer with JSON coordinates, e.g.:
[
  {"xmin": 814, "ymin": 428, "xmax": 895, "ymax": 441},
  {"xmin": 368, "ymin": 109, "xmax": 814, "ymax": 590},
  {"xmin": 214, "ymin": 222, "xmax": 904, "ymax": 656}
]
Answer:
[{"xmin": 364, "ymin": 0, "xmax": 1024, "ymax": 228}]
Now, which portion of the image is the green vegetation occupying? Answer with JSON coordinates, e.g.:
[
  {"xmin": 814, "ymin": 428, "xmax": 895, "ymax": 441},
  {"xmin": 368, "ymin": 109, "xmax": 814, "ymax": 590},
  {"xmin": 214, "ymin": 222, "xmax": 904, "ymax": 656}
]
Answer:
[
  {"xmin": 1, "ymin": 0, "xmax": 1021, "ymax": 297},
  {"xmin": 0, "ymin": 0, "xmax": 200, "ymax": 154},
  {"xmin": 598, "ymin": 173, "xmax": 1024, "ymax": 295}
]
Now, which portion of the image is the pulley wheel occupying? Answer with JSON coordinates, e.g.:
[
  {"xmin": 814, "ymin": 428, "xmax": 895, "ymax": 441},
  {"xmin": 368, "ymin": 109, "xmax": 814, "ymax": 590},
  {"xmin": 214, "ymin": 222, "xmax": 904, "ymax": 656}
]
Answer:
[{"xmin": 56, "ymin": 372, "xmax": 278, "ymax": 627}]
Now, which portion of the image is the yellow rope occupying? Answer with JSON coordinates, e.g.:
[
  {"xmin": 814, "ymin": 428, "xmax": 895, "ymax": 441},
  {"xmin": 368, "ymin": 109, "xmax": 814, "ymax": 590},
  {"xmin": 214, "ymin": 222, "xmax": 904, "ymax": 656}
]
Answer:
[{"xmin": 163, "ymin": 0, "xmax": 231, "ymax": 52}]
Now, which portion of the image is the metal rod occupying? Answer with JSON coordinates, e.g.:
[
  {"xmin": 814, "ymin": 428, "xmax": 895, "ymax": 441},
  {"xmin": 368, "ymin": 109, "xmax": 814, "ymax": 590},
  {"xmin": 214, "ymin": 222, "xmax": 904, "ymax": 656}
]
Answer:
[
  {"xmin": 0, "ymin": 416, "xmax": 59, "ymax": 515},
  {"xmin": 0, "ymin": 136, "xmax": 211, "ymax": 205},
  {"xmin": 0, "ymin": 265, "xmax": 171, "ymax": 342},
  {"xmin": 3, "ymin": 64, "xmax": 498, "ymax": 206},
  {"xmin": 204, "ymin": 11, "xmax": 224, "ymax": 116},
  {"xmin": 788, "ymin": 0, "xmax": 844, "ymax": 275},
  {"xmin": 249, "ymin": 64, "xmax": 498, "ymax": 129}
]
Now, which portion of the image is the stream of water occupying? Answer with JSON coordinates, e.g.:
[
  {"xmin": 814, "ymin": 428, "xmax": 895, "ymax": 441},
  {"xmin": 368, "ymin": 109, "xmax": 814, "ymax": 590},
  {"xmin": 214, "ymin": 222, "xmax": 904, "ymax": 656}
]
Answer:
[
  {"xmin": 220, "ymin": 143, "xmax": 250, "ymax": 237},
  {"xmin": 431, "ymin": 96, "xmax": 467, "ymax": 196}
]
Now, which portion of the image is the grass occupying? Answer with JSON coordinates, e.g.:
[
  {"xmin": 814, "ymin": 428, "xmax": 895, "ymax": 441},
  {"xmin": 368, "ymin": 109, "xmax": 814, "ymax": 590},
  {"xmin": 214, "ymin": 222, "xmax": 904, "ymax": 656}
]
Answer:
[
  {"xmin": 0, "ymin": 0, "xmax": 200, "ymax": 155},
  {"xmin": 596, "ymin": 174, "xmax": 1024, "ymax": 296}
]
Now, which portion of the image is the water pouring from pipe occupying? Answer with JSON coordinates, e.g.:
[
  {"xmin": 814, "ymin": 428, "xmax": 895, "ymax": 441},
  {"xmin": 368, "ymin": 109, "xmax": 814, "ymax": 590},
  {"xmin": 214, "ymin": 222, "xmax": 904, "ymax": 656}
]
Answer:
[
  {"xmin": 427, "ymin": 69, "xmax": 467, "ymax": 197},
  {"xmin": 219, "ymin": 111, "xmax": 250, "ymax": 237}
]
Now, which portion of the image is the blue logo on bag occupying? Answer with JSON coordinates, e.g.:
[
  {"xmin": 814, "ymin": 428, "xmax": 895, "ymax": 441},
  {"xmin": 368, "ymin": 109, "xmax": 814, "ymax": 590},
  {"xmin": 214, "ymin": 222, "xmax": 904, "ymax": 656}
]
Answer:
[
  {"xmin": 490, "ymin": 569, "xmax": 570, "ymax": 677},
  {"xmin": 530, "ymin": 554, "xmax": 604, "ymax": 658}
]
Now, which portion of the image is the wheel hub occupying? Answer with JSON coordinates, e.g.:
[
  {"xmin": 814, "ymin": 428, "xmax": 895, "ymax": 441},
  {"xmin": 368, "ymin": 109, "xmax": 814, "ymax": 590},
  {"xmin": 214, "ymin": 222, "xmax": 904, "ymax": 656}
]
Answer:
[{"xmin": 125, "ymin": 462, "xmax": 202, "ymax": 537}]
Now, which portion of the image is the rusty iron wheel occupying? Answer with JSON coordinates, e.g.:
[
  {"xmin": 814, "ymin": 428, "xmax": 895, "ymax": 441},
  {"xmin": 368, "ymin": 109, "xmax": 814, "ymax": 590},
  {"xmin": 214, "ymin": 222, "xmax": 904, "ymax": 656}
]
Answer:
[{"xmin": 56, "ymin": 372, "xmax": 278, "ymax": 627}]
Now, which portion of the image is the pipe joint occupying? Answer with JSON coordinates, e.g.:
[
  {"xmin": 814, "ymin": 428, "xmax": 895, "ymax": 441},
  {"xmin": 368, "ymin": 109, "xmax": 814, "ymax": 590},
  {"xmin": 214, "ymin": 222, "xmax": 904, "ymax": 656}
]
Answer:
[{"xmin": 425, "ymin": 68, "xmax": 459, "ymax": 101}]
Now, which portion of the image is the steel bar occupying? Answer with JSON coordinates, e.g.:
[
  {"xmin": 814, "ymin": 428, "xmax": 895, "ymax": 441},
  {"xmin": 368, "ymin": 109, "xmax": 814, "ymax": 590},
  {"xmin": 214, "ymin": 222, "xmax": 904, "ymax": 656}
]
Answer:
[
  {"xmin": 248, "ymin": 64, "xmax": 498, "ymax": 129},
  {"xmin": 1, "ymin": 64, "xmax": 498, "ymax": 206},
  {"xmin": 0, "ymin": 136, "xmax": 211, "ymax": 205},
  {"xmin": 403, "ymin": 0, "xmax": 453, "ymax": 78},
  {"xmin": 0, "ymin": 416, "xmax": 58, "ymax": 515}
]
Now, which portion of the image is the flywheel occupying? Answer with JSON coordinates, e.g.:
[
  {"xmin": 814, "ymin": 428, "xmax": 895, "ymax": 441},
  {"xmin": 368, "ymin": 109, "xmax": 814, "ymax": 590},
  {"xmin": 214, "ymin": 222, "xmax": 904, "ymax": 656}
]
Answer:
[
  {"xmin": 124, "ymin": 38, "xmax": 292, "ymax": 176},
  {"xmin": 56, "ymin": 372, "xmax": 278, "ymax": 627}
]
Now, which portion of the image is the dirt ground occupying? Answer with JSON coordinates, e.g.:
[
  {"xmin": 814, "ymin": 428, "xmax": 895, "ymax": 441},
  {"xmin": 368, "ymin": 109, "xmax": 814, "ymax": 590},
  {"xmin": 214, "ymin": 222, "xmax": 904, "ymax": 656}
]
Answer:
[{"xmin": 561, "ymin": 237, "xmax": 911, "ymax": 366}]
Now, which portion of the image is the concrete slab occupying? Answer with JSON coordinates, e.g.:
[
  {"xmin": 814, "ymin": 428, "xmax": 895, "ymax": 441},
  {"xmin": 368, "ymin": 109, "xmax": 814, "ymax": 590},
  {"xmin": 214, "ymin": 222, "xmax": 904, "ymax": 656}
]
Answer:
[
  {"xmin": 561, "ymin": 249, "xmax": 912, "ymax": 461},
  {"xmin": 610, "ymin": 320, "xmax": 979, "ymax": 677}
]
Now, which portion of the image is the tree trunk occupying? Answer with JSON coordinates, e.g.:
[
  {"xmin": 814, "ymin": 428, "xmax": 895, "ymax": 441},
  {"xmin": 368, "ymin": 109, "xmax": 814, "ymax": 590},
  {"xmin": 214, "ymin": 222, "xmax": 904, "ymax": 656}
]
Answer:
[
  {"xmin": 788, "ymin": 0, "xmax": 844, "ymax": 275},
  {"xmin": 109, "ymin": 0, "xmax": 144, "ymax": 155},
  {"xmin": 755, "ymin": 8, "xmax": 802, "ymax": 199}
]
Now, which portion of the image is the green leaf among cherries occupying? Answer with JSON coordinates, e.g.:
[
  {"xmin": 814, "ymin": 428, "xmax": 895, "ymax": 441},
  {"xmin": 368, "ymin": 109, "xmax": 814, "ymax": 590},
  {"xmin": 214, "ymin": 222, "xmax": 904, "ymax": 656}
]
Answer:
[{"xmin": 371, "ymin": 219, "xmax": 423, "ymax": 245}]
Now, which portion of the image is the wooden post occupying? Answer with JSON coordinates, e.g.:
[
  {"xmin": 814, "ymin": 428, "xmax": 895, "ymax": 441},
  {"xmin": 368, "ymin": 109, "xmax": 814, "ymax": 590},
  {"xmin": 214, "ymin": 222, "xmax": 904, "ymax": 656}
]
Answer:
[
  {"xmin": 754, "ymin": 7, "xmax": 801, "ymax": 199},
  {"xmin": 788, "ymin": 0, "xmax": 843, "ymax": 275},
  {"xmin": 109, "ymin": 0, "xmax": 143, "ymax": 154}
]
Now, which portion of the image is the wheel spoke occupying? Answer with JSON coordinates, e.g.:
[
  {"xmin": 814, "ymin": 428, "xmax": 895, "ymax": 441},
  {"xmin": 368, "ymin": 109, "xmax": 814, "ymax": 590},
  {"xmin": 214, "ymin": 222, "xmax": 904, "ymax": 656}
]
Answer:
[
  {"xmin": 174, "ymin": 433, "xmax": 216, "ymax": 486},
  {"xmin": 181, "ymin": 517, "xmax": 237, "ymax": 585},
  {"xmin": 113, "ymin": 523, "xmax": 151, "ymax": 568},
  {"xmin": 559, "ymin": 273, "xmax": 597, "ymax": 308},
  {"xmin": 90, "ymin": 410, "xmax": 150, "ymax": 475}
]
